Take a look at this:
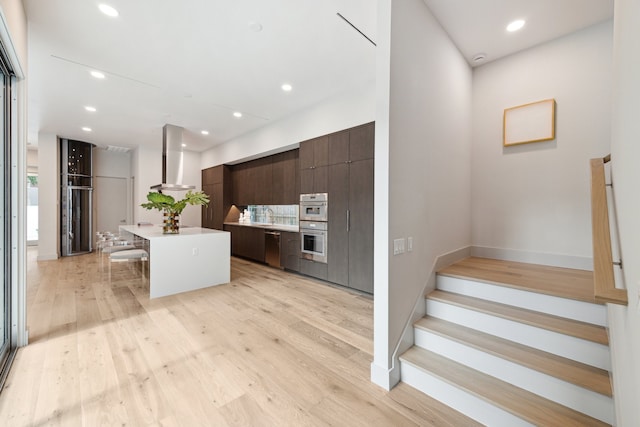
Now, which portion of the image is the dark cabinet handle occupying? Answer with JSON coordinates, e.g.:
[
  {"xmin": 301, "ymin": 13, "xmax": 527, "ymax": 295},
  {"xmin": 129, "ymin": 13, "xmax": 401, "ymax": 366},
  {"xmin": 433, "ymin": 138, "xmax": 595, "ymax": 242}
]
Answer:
[{"xmin": 346, "ymin": 209, "xmax": 350, "ymax": 232}]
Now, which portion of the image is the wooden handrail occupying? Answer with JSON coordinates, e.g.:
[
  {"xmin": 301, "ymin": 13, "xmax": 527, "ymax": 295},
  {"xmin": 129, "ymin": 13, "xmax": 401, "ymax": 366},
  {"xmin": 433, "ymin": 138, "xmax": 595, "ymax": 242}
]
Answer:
[{"xmin": 590, "ymin": 155, "xmax": 628, "ymax": 305}]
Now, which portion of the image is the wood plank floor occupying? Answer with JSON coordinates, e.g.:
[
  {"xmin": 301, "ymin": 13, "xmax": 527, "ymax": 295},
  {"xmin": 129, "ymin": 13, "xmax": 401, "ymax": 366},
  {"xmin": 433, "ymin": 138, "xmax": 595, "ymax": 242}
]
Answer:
[
  {"xmin": 438, "ymin": 257, "xmax": 598, "ymax": 304},
  {"xmin": 0, "ymin": 248, "xmax": 479, "ymax": 426}
]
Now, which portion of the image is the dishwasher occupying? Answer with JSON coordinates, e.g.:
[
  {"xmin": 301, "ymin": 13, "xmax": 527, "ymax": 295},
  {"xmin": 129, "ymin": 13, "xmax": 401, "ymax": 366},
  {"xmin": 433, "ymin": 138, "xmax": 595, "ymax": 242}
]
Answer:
[{"xmin": 264, "ymin": 231, "xmax": 281, "ymax": 268}]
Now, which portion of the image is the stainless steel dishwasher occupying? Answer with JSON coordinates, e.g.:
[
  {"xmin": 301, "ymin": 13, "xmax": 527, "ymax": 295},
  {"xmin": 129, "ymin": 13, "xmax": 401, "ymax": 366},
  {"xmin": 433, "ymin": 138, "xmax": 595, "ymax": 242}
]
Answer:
[{"xmin": 264, "ymin": 230, "xmax": 281, "ymax": 268}]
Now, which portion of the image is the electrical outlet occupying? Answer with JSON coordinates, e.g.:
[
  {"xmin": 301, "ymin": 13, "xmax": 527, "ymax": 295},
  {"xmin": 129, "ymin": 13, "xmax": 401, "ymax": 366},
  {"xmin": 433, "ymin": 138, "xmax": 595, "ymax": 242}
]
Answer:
[
  {"xmin": 393, "ymin": 238, "xmax": 405, "ymax": 255},
  {"xmin": 407, "ymin": 237, "xmax": 413, "ymax": 252},
  {"xmin": 192, "ymin": 247, "xmax": 199, "ymax": 256}
]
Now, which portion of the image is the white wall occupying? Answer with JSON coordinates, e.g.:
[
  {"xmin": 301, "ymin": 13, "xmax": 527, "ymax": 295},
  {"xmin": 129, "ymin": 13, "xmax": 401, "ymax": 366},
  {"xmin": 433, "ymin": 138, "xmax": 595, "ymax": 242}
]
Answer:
[
  {"xmin": 93, "ymin": 148, "xmax": 133, "ymax": 231},
  {"xmin": 471, "ymin": 21, "xmax": 613, "ymax": 269},
  {"xmin": 608, "ymin": 0, "xmax": 640, "ymax": 424},
  {"xmin": 94, "ymin": 148, "xmax": 131, "ymax": 178},
  {"xmin": 132, "ymin": 146, "xmax": 202, "ymax": 227},
  {"xmin": 372, "ymin": 0, "xmax": 472, "ymax": 388},
  {"xmin": 200, "ymin": 84, "xmax": 375, "ymax": 167},
  {"xmin": 36, "ymin": 133, "xmax": 58, "ymax": 260}
]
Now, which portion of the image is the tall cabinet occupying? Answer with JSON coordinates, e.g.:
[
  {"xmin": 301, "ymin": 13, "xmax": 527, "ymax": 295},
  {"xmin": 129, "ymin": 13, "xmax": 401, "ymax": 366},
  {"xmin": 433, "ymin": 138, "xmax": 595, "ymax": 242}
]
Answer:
[
  {"xmin": 201, "ymin": 165, "xmax": 231, "ymax": 230},
  {"xmin": 300, "ymin": 122, "xmax": 375, "ymax": 293},
  {"xmin": 326, "ymin": 122, "xmax": 375, "ymax": 294}
]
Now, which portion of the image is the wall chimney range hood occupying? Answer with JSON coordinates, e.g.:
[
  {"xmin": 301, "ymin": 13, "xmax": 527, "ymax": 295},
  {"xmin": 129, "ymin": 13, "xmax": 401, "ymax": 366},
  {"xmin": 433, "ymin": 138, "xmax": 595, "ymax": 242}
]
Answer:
[{"xmin": 150, "ymin": 124, "xmax": 195, "ymax": 191}]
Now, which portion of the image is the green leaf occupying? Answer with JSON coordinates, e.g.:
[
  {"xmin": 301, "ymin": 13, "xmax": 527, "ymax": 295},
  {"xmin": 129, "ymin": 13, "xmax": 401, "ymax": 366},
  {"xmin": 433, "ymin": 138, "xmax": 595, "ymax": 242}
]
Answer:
[{"xmin": 140, "ymin": 190, "xmax": 209, "ymax": 215}]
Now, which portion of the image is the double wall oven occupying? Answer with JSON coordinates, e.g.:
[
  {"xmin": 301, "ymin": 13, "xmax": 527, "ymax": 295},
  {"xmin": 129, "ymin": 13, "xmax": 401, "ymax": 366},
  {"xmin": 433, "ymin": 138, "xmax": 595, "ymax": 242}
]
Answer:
[{"xmin": 299, "ymin": 193, "xmax": 328, "ymax": 263}]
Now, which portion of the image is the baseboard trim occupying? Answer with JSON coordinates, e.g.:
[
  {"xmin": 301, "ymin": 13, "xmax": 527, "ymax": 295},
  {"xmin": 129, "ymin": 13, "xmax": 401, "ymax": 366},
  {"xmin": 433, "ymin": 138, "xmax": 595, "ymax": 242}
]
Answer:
[
  {"xmin": 370, "ymin": 361, "xmax": 400, "ymax": 391},
  {"xmin": 37, "ymin": 253, "xmax": 58, "ymax": 261},
  {"xmin": 471, "ymin": 246, "xmax": 593, "ymax": 271}
]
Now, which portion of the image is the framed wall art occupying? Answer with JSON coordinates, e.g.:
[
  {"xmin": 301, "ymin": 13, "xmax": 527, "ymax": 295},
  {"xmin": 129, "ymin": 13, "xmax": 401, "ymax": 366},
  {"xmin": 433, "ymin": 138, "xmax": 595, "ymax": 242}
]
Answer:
[{"xmin": 503, "ymin": 98, "xmax": 556, "ymax": 146}]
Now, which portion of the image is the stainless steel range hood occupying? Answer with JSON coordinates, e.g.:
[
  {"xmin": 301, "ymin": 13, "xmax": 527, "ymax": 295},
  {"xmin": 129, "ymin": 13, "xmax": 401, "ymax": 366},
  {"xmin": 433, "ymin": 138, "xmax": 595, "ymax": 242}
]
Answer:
[{"xmin": 150, "ymin": 124, "xmax": 195, "ymax": 191}]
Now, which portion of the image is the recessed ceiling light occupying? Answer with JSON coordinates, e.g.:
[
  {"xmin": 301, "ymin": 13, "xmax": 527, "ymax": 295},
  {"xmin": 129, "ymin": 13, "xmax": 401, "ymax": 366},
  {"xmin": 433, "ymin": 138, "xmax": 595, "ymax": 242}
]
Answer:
[
  {"xmin": 281, "ymin": 83, "xmax": 292, "ymax": 92},
  {"xmin": 84, "ymin": 106, "xmax": 97, "ymax": 112},
  {"xmin": 507, "ymin": 19, "xmax": 525, "ymax": 32},
  {"xmin": 201, "ymin": 130, "xmax": 209, "ymax": 135},
  {"xmin": 248, "ymin": 21, "xmax": 263, "ymax": 32},
  {"xmin": 181, "ymin": 143, "xmax": 187, "ymax": 148},
  {"xmin": 98, "ymin": 4, "xmax": 119, "ymax": 17},
  {"xmin": 233, "ymin": 112, "xmax": 242, "ymax": 118},
  {"xmin": 90, "ymin": 70, "xmax": 105, "ymax": 79},
  {"xmin": 82, "ymin": 127, "xmax": 92, "ymax": 132}
]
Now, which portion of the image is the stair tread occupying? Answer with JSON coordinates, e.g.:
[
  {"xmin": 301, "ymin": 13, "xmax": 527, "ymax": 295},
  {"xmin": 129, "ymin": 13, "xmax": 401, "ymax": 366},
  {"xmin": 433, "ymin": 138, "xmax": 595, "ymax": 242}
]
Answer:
[
  {"xmin": 438, "ymin": 257, "xmax": 599, "ymax": 304},
  {"xmin": 428, "ymin": 290, "xmax": 609, "ymax": 345},
  {"xmin": 400, "ymin": 346, "xmax": 610, "ymax": 427},
  {"xmin": 415, "ymin": 316, "xmax": 612, "ymax": 396}
]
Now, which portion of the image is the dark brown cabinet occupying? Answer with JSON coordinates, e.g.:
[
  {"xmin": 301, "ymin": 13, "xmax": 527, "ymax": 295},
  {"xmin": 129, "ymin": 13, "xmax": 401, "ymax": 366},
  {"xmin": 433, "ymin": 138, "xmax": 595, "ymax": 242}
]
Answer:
[
  {"xmin": 300, "ymin": 259, "xmax": 328, "ymax": 281},
  {"xmin": 280, "ymin": 231, "xmax": 300, "ymax": 272},
  {"xmin": 326, "ymin": 122, "xmax": 375, "ymax": 293},
  {"xmin": 231, "ymin": 149, "xmax": 299, "ymax": 206},
  {"xmin": 346, "ymin": 158, "xmax": 374, "ymax": 293},
  {"xmin": 232, "ymin": 162, "xmax": 253, "ymax": 206},
  {"xmin": 224, "ymin": 224, "xmax": 265, "ymax": 263},
  {"xmin": 271, "ymin": 150, "xmax": 299, "ymax": 205},
  {"xmin": 300, "ymin": 135, "xmax": 330, "ymax": 194},
  {"xmin": 201, "ymin": 165, "xmax": 231, "ymax": 230},
  {"xmin": 300, "ymin": 165, "xmax": 328, "ymax": 194},
  {"xmin": 299, "ymin": 135, "xmax": 328, "ymax": 169},
  {"xmin": 348, "ymin": 122, "xmax": 375, "ymax": 162}
]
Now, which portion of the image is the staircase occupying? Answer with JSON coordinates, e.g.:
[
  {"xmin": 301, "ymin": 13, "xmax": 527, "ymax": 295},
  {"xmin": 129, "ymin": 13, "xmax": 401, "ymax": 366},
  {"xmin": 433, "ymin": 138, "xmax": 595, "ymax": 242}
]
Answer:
[{"xmin": 399, "ymin": 257, "xmax": 614, "ymax": 426}]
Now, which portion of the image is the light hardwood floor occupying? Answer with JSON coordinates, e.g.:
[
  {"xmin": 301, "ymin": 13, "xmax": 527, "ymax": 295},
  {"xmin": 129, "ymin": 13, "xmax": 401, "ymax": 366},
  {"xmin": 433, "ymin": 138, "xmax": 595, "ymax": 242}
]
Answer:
[{"xmin": 0, "ymin": 248, "xmax": 478, "ymax": 426}]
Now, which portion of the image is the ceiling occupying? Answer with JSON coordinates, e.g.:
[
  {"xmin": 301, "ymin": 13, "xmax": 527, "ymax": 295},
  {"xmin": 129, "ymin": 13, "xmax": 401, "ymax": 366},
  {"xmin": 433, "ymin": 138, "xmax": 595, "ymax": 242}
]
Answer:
[
  {"xmin": 423, "ymin": 0, "xmax": 613, "ymax": 66},
  {"xmin": 25, "ymin": 0, "xmax": 613, "ymax": 153}
]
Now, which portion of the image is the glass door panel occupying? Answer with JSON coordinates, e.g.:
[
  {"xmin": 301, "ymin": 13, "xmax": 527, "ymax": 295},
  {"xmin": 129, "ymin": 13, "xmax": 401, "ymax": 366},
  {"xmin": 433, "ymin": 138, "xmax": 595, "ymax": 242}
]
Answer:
[
  {"xmin": 27, "ymin": 174, "xmax": 38, "ymax": 244},
  {"xmin": 67, "ymin": 187, "xmax": 92, "ymax": 254},
  {"xmin": 0, "ymin": 63, "xmax": 8, "ymax": 378}
]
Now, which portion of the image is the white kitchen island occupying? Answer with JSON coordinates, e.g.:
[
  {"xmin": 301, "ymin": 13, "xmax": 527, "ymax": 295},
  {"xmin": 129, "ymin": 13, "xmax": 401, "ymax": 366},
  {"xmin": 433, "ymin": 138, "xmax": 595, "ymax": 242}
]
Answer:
[{"xmin": 119, "ymin": 224, "xmax": 230, "ymax": 299}]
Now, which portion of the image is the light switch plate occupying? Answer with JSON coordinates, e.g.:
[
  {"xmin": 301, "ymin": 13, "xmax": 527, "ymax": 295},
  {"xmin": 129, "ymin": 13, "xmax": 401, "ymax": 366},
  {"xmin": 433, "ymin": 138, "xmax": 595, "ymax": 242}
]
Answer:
[
  {"xmin": 407, "ymin": 237, "xmax": 413, "ymax": 252},
  {"xmin": 393, "ymin": 238, "xmax": 405, "ymax": 255}
]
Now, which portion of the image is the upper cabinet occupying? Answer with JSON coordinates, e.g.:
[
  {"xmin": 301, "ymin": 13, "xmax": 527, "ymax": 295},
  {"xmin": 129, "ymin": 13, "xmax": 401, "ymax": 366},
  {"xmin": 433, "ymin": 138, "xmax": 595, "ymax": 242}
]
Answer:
[
  {"xmin": 299, "ymin": 135, "xmax": 329, "ymax": 169},
  {"xmin": 271, "ymin": 150, "xmax": 299, "ymax": 205},
  {"xmin": 328, "ymin": 122, "xmax": 375, "ymax": 164},
  {"xmin": 300, "ymin": 135, "xmax": 330, "ymax": 194},
  {"xmin": 300, "ymin": 122, "xmax": 375, "ymax": 195},
  {"xmin": 230, "ymin": 149, "xmax": 299, "ymax": 206}
]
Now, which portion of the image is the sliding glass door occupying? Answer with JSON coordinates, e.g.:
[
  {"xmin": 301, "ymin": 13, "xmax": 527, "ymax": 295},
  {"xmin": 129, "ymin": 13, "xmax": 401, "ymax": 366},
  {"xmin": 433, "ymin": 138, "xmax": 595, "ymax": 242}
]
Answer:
[{"xmin": 0, "ymin": 57, "xmax": 9, "ymax": 381}]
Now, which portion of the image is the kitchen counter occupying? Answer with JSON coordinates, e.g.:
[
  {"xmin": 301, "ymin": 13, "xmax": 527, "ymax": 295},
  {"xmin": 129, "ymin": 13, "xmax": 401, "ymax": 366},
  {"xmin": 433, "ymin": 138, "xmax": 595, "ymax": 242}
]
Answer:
[
  {"xmin": 223, "ymin": 222, "xmax": 299, "ymax": 233},
  {"xmin": 119, "ymin": 224, "xmax": 230, "ymax": 298}
]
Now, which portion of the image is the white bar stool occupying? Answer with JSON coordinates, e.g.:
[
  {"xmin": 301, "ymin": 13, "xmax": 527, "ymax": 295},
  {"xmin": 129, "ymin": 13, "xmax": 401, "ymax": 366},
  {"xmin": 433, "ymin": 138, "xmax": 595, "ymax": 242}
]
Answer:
[{"xmin": 108, "ymin": 248, "xmax": 149, "ymax": 282}]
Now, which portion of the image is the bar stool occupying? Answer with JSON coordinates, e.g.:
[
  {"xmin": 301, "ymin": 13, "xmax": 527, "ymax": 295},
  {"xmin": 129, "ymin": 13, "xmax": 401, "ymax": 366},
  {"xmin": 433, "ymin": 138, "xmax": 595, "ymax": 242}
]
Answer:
[
  {"xmin": 108, "ymin": 248, "xmax": 149, "ymax": 282},
  {"xmin": 100, "ymin": 239, "xmax": 136, "ymax": 271}
]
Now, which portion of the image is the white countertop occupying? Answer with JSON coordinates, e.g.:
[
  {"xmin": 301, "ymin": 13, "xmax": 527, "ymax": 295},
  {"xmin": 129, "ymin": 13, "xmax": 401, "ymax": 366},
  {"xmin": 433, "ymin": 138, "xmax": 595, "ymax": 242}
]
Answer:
[
  {"xmin": 120, "ymin": 224, "xmax": 228, "ymax": 239},
  {"xmin": 224, "ymin": 222, "xmax": 299, "ymax": 233}
]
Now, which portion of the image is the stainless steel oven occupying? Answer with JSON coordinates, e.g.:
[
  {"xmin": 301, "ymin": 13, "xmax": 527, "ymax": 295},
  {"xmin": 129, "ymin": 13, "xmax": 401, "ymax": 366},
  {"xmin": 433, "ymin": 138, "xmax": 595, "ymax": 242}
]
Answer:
[
  {"xmin": 300, "ymin": 220, "xmax": 328, "ymax": 263},
  {"xmin": 300, "ymin": 193, "xmax": 328, "ymax": 222}
]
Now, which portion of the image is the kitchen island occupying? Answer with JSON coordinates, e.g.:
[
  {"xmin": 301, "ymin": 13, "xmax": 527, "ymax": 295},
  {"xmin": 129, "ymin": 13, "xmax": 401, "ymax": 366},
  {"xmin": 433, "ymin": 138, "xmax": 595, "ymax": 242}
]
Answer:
[{"xmin": 119, "ymin": 224, "xmax": 230, "ymax": 298}]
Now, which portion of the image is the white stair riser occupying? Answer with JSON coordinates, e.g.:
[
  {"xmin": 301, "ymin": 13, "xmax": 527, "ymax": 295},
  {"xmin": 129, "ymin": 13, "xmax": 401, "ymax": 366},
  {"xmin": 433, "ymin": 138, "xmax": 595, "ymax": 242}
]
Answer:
[
  {"xmin": 426, "ymin": 299, "xmax": 611, "ymax": 370},
  {"xmin": 437, "ymin": 276, "xmax": 607, "ymax": 327},
  {"xmin": 414, "ymin": 328, "xmax": 614, "ymax": 424},
  {"xmin": 400, "ymin": 361, "xmax": 535, "ymax": 427}
]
